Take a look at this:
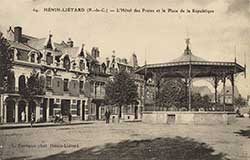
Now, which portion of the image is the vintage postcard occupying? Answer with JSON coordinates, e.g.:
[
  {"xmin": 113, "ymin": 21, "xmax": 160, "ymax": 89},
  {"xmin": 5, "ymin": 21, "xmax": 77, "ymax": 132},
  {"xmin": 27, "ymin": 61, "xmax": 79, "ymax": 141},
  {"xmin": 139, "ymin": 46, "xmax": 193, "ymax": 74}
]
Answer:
[{"xmin": 0, "ymin": 0, "xmax": 250, "ymax": 159}]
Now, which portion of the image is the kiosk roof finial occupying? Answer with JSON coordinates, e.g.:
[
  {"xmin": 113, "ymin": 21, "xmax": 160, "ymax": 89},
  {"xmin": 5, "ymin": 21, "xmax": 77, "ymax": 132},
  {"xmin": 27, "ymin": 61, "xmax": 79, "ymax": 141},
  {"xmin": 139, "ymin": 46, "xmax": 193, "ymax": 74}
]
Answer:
[{"xmin": 185, "ymin": 38, "xmax": 190, "ymax": 48}]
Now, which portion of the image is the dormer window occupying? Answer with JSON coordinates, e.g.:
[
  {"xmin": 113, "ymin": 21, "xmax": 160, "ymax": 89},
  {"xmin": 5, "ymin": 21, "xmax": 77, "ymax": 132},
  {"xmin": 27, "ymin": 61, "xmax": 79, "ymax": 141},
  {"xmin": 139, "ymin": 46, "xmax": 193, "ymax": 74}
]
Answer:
[
  {"xmin": 63, "ymin": 55, "xmax": 70, "ymax": 71},
  {"xmin": 17, "ymin": 52, "xmax": 21, "ymax": 60},
  {"xmin": 30, "ymin": 53, "xmax": 35, "ymax": 63},
  {"xmin": 16, "ymin": 50, "xmax": 29, "ymax": 61},
  {"xmin": 46, "ymin": 52, "xmax": 53, "ymax": 65},
  {"xmin": 55, "ymin": 56, "xmax": 60, "ymax": 66},
  {"xmin": 102, "ymin": 63, "xmax": 106, "ymax": 73},
  {"xmin": 37, "ymin": 53, "xmax": 42, "ymax": 64},
  {"xmin": 79, "ymin": 60, "xmax": 85, "ymax": 71},
  {"xmin": 72, "ymin": 63, "xmax": 76, "ymax": 70}
]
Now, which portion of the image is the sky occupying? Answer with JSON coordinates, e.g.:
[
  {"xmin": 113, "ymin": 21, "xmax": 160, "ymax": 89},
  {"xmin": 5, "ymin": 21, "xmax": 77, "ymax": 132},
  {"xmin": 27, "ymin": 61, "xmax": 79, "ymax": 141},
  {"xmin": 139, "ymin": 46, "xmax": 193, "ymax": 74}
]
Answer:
[{"xmin": 0, "ymin": 0, "xmax": 249, "ymax": 97}]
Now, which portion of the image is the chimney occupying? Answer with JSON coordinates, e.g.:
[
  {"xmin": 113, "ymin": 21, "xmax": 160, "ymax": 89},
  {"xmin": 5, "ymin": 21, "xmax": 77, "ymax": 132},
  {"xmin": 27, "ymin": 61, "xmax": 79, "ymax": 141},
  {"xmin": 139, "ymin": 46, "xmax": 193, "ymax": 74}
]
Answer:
[
  {"xmin": 96, "ymin": 47, "xmax": 100, "ymax": 58},
  {"xmin": 131, "ymin": 53, "xmax": 138, "ymax": 67},
  {"xmin": 67, "ymin": 38, "xmax": 74, "ymax": 47},
  {"xmin": 91, "ymin": 47, "xmax": 96, "ymax": 58},
  {"xmin": 14, "ymin": 26, "xmax": 22, "ymax": 42},
  {"xmin": 91, "ymin": 47, "xmax": 100, "ymax": 58}
]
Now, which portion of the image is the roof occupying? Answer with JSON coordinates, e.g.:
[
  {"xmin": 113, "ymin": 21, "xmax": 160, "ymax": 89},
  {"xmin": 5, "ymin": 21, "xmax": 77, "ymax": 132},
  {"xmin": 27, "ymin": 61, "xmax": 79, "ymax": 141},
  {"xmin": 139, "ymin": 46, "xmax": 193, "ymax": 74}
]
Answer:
[
  {"xmin": 8, "ymin": 40, "xmax": 39, "ymax": 52},
  {"xmin": 54, "ymin": 42, "xmax": 68, "ymax": 50},
  {"xmin": 136, "ymin": 60, "xmax": 245, "ymax": 78},
  {"xmin": 171, "ymin": 52, "xmax": 206, "ymax": 62},
  {"xmin": 28, "ymin": 38, "xmax": 47, "ymax": 50},
  {"xmin": 6, "ymin": 27, "xmax": 39, "ymax": 43},
  {"xmin": 22, "ymin": 34, "xmax": 39, "ymax": 41},
  {"xmin": 61, "ymin": 46, "xmax": 80, "ymax": 58},
  {"xmin": 135, "ymin": 44, "xmax": 245, "ymax": 78},
  {"xmin": 171, "ymin": 45, "xmax": 206, "ymax": 62}
]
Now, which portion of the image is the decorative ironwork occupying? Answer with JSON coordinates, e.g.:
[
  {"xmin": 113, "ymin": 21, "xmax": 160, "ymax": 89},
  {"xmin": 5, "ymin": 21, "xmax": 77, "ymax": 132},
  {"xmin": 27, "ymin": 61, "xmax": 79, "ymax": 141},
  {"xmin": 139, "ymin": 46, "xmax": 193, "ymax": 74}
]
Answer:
[{"xmin": 135, "ymin": 39, "xmax": 246, "ymax": 111}]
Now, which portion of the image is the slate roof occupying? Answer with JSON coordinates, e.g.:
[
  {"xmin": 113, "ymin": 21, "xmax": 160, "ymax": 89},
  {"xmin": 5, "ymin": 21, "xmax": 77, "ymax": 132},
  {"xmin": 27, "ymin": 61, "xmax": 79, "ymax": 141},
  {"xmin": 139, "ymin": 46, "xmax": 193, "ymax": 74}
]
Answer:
[
  {"xmin": 8, "ymin": 40, "xmax": 39, "ymax": 52},
  {"xmin": 22, "ymin": 34, "xmax": 39, "ymax": 41},
  {"xmin": 61, "ymin": 46, "xmax": 80, "ymax": 58},
  {"xmin": 28, "ymin": 38, "xmax": 47, "ymax": 50}
]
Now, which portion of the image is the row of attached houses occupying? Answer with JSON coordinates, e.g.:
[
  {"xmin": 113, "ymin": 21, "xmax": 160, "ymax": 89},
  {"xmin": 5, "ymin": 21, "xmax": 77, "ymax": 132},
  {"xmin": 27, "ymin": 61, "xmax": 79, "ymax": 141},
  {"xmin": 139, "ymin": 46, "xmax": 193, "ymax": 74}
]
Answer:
[{"xmin": 0, "ymin": 26, "xmax": 144, "ymax": 123}]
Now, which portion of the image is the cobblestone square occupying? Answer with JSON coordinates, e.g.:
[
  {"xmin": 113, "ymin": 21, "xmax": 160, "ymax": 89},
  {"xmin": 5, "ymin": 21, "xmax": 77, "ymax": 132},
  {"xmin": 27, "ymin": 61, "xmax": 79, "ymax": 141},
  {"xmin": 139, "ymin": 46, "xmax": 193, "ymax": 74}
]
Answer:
[{"xmin": 1, "ymin": 118, "xmax": 250, "ymax": 160}]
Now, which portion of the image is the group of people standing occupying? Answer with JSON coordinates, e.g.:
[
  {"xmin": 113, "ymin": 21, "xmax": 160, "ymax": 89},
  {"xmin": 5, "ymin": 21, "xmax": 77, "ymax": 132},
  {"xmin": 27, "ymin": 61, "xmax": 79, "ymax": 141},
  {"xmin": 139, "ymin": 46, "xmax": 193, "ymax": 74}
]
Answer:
[{"xmin": 21, "ymin": 110, "xmax": 72, "ymax": 127}]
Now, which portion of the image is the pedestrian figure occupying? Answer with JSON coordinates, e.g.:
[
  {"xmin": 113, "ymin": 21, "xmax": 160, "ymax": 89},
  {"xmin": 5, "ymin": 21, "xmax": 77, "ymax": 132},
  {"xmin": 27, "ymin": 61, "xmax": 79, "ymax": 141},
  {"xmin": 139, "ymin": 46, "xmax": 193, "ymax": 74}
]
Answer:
[
  {"xmin": 30, "ymin": 112, "xmax": 35, "ymax": 127},
  {"xmin": 105, "ymin": 109, "xmax": 111, "ymax": 124},
  {"xmin": 236, "ymin": 108, "xmax": 241, "ymax": 117},
  {"xmin": 54, "ymin": 114, "xmax": 59, "ymax": 123},
  {"xmin": 68, "ymin": 112, "xmax": 72, "ymax": 124},
  {"xmin": 105, "ymin": 110, "xmax": 108, "ymax": 123},
  {"xmin": 21, "ymin": 111, "xmax": 25, "ymax": 123},
  {"xmin": 108, "ymin": 110, "xmax": 111, "ymax": 123},
  {"xmin": 59, "ymin": 113, "xmax": 63, "ymax": 124}
]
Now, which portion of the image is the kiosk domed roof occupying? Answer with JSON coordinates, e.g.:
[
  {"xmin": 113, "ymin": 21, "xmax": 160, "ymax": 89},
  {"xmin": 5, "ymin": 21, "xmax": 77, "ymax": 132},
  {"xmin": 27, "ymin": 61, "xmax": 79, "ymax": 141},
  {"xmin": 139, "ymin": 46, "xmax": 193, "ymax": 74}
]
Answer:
[{"xmin": 171, "ymin": 38, "xmax": 206, "ymax": 62}]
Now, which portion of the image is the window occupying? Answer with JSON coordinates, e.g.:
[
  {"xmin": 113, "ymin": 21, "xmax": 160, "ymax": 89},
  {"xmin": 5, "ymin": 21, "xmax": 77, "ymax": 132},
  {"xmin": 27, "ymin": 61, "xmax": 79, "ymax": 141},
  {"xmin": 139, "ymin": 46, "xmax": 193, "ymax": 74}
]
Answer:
[
  {"xmin": 77, "ymin": 100, "xmax": 80, "ymax": 116},
  {"xmin": 55, "ymin": 98, "xmax": 60, "ymax": 104},
  {"xmin": 46, "ymin": 52, "xmax": 53, "ymax": 65},
  {"xmin": 37, "ymin": 53, "xmax": 42, "ymax": 64},
  {"xmin": 30, "ymin": 53, "xmax": 35, "ymax": 63},
  {"xmin": 72, "ymin": 99, "xmax": 77, "ymax": 104},
  {"xmin": 17, "ymin": 50, "xmax": 29, "ymax": 61},
  {"xmin": 102, "ymin": 63, "xmax": 106, "ymax": 73},
  {"xmin": 63, "ymin": 56, "xmax": 70, "ymax": 71},
  {"xmin": 46, "ymin": 76, "xmax": 52, "ymax": 89},
  {"xmin": 49, "ymin": 99, "xmax": 54, "ymax": 116},
  {"xmin": 18, "ymin": 75, "xmax": 26, "ymax": 92},
  {"xmin": 79, "ymin": 81, "xmax": 84, "ymax": 91},
  {"xmin": 79, "ymin": 60, "xmax": 85, "ymax": 71},
  {"xmin": 64, "ymin": 79, "xmax": 69, "ymax": 91},
  {"xmin": 57, "ymin": 80, "xmax": 60, "ymax": 87},
  {"xmin": 55, "ymin": 56, "xmax": 60, "ymax": 66},
  {"xmin": 72, "ymin": 63, "xmax": 76, "ymax": 70}
]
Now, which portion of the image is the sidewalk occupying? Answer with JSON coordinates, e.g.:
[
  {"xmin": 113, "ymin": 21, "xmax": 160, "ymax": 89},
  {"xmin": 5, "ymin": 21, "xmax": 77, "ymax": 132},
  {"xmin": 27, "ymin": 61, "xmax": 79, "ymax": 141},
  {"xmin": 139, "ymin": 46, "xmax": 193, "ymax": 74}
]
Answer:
[{"xmin": 0, "ymin": 121, "xmax": 95, "ymax": 130}]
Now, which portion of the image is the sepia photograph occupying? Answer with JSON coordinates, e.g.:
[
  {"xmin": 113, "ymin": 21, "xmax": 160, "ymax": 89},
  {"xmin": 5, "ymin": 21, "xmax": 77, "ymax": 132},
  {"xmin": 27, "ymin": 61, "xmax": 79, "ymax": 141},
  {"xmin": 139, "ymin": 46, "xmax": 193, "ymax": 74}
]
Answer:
[{"xmin": 0, "ymin": 0, "xmax": 250, "ymax": 159}]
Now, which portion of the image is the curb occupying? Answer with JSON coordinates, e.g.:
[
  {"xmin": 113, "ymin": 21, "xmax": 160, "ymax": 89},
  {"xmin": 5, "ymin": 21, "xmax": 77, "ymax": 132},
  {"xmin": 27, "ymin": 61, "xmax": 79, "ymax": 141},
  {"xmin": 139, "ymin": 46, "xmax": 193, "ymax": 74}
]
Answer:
[{"xmin": 0, "ymin": 122, "xmax": 94, "ymax": 130}]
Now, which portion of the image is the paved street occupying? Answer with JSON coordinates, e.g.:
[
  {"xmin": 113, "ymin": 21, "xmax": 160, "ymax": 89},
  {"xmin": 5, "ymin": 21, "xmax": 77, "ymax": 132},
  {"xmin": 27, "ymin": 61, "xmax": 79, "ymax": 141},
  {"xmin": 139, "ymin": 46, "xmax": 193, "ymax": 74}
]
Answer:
[{"xmin": 1, "ymin": 119, "xmax": 250, "ymax": 160}]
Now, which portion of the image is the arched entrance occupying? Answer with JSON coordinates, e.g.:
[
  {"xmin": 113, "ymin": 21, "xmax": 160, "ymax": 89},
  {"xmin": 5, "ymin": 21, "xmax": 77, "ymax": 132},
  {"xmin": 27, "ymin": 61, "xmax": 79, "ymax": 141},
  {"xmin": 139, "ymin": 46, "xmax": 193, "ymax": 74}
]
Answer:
[
  {"xmin": 6, "ymin": 99, "xmax": 15, "ymax": 123},
  {"xmin": 28, "ymin": 101, "xmax": 36, "ymax": 121},
  {"xmin": 18, "ymin": 100, "xmax": 26, "ymax": 122}
]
